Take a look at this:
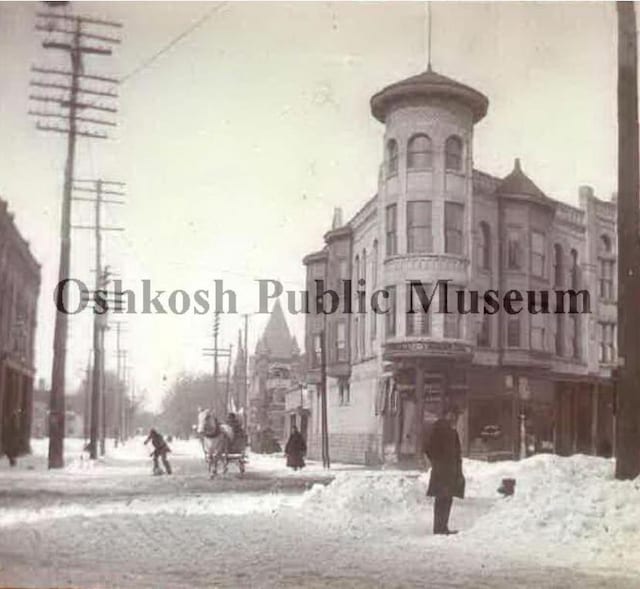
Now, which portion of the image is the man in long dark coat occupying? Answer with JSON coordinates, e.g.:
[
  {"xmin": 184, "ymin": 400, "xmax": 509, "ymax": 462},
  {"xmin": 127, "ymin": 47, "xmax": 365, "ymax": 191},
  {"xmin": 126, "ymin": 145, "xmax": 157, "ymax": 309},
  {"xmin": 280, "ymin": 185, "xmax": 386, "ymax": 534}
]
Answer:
[
  {"xmin": 284, "ymin": 425, "xmax": 306, "ymax": 470},
  {"xmin": 423, "ymin": 405, "xmax": 465, "ymax": 535}
]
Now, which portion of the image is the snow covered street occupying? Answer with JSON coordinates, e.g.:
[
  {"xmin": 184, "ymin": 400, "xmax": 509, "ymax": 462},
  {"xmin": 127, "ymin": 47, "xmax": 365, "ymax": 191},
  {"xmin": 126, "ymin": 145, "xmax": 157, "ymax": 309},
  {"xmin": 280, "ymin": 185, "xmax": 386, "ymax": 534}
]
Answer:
[{"xmin": 0, "ymin": 439, "xmax": 638, "ymax": 588}]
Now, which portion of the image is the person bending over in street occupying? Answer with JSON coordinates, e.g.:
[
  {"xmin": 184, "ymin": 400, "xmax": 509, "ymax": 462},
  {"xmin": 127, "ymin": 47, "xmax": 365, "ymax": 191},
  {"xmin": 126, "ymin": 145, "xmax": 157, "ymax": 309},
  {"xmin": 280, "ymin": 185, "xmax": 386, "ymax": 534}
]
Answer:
[
  {"xmin": 423, "ymin": 405, "xmax": 465, "ymax": 535},
  {"xmin": 144, "ymin": 428, "xmax": 172, "ymax": 475}
]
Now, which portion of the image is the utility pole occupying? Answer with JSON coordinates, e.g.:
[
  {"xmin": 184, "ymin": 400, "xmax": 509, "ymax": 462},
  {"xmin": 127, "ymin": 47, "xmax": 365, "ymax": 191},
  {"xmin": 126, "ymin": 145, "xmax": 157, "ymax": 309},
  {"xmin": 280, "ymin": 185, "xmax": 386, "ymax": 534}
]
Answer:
[
  {"xmin": 243, "ymin": 313, "xmax": 250, "ymax": 428},
  {"xmin": 113, "ymin": 322, "xmax": 127, "ymax": 443},
  {"xmin": 83, "ymin": 353, "xmax": 91, "ymax": 443},
  {"xmin": 72, "ymin": 179, "xmax": 125, "ymax": 458},
  {"xmin": 225, "ymin": 344, "xmax": 233, "ymax": 413},
  {"xmin": 120, "ymin": 350, "xmax": 129, "ymax": 437},
  {"xmin": 615, "ymin": 1, "xmax": 640, "ymax": 480},
  {"xmin": 31, "ymin": 10, "xmax": 121, "ymax": 468},
  {"xmin": 202, "ymin": 312, "xmax": 231, "ymax": 412},
  {"xmin": 320, "ymin": 328, "xmax": 330, "ymax": 469}
]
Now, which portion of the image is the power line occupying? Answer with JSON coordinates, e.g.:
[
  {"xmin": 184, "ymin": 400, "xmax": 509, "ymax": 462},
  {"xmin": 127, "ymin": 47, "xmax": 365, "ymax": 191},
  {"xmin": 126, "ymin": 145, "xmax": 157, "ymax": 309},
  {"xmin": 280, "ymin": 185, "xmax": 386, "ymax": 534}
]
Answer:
[{"xmin": 121, "ymin": 3, "xmax": 228, "ymax": 83}]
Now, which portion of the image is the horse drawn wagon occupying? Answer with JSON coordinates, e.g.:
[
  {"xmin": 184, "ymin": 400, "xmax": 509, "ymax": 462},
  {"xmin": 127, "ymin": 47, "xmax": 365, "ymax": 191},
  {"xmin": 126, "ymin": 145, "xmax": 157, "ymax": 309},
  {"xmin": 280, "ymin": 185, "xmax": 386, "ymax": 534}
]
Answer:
[{"xmin": 197, "ymin": 409, "xmax": 248, "ymax": 478}]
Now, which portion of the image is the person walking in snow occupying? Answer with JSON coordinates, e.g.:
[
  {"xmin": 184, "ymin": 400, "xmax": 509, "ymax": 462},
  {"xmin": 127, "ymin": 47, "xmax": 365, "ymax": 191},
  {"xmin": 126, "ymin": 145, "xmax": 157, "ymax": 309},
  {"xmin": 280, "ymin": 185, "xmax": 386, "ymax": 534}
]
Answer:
[
  {"xmin": 2, "ymin": 409, "xmax": 21, "ymax": 467},
  {"xmin": 144, "ymin": 428, "xmax": 172, "ymax": 475},
  {"xmin": 284, "ymin": 424, "xmax": 307, "ymax": 471},
  {"xmin": 422, "ymin": 404, "xmax": 465, "ymax": 535}
]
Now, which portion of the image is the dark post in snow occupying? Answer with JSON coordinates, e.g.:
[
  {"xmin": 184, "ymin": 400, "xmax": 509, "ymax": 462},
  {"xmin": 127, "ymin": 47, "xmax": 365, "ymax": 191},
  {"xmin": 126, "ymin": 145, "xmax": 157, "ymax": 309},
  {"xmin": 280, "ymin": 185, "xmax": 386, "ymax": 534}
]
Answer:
[
  {"xmin": 320, "ymin": 328, "xmax": 330, "ymax": 469},
  {"xmin": 615, "ymin": 1, "xmax": 640, "ymax": 480}
]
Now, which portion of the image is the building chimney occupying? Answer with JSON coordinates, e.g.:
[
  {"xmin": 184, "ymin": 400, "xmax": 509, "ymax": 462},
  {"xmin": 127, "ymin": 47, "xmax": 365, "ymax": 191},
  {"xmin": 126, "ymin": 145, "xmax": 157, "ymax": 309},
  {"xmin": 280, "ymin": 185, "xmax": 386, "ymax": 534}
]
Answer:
[
  {"xmin": 332, "ymin": 207, "xmax": 344, "ymax": 230},
  {"xmin": 578, "ymin": 185, "xmax": 594, "ymax": 200}
]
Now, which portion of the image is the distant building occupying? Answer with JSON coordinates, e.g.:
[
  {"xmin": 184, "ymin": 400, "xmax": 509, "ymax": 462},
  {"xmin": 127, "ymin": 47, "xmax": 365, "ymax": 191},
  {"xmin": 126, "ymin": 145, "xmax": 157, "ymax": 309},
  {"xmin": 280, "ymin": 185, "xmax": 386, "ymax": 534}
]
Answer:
[
  {"xmin": 248, "ymin": 300, "xmax": 302, "ymax": 445},
  {"xmin": 303, "ymin": 68, "xmax": 617, "ymax": 465},
  {"xmin": 0, "ymin": 197, "xmax": 40, "ymax": 457},
  {"xmin": 31, "ymin": 380, "xmax": 85, "ymax": 439}
]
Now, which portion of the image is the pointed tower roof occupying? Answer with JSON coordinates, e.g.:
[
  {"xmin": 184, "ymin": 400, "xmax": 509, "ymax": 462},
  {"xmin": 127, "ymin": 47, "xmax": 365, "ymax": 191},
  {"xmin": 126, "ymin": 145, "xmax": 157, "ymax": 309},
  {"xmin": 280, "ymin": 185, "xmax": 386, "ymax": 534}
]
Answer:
[
  {"xmin": 497, "ymin": 159, "xmax": 555, "ymax": 210},
  {"xmin": 497, "ymin": 159, "xmax": 545, "ymax": 198},
  {"xmin": 233, "ymin": 329, "xmax": 245, "ymax": 377},
  {"xmin": 256, "ymin": 300, "xmax": 295, "ymax": 360},
  {"xmin": 291, "ymin": 336, "xmax": 300, "ymax": 357},
  {"xmin": 370, "ymin": 68, "xmax": 488, "ymax": 124}
]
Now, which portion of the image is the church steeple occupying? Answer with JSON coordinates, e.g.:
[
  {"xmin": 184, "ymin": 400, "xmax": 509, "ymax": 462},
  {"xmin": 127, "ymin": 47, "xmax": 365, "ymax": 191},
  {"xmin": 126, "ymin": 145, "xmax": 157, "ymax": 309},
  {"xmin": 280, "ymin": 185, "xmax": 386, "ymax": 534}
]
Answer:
[{"xmin": 255, "ymin": 299, "xmax": 296, "ymax": 360}]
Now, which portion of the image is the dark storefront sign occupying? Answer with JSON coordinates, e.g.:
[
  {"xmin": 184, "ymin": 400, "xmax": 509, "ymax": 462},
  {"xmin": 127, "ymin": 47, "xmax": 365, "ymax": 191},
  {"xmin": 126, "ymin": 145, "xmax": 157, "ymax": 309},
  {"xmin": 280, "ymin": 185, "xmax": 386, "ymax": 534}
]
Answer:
[{"xmin": 384, "ymin": 340, "xmax": 473, "ymax": 359}]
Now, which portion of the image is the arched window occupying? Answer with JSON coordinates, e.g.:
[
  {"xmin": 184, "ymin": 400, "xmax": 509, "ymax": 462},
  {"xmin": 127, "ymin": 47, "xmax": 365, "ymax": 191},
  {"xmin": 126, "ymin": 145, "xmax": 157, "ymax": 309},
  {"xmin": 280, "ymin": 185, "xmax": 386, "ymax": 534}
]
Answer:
[
  {"xmin": 407, "ymin": 134, "xmax": 433, "ymax": 170},
  {"xmin": 386, "ymin": 139, "xmax": 398, "ymax": 177},
  {"xmin": 570, "ymin": 249, "xmax": 579, "ymax": 290},
  {"xmin": 478, "ymin": 222, "xmax": 491, "ymax": 270},
  {"xmin": 599, "ymin": 234, "xmax": 612, "ymax": 255},
  {"xmin": 553, "ymin": 244, "xmax": 563, "ymax": 287},
  {"xmin": 445, "ymin": 135, "xmax": 463, "ymax": 172}
]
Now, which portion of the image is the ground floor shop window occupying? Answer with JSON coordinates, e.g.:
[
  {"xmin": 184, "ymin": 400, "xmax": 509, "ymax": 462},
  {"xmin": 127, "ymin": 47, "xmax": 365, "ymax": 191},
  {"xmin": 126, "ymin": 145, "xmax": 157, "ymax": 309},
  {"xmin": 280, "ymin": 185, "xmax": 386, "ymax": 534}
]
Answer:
[{"xmin": 468, "ymin": 399, "xmax": 512, "ymax": 458}]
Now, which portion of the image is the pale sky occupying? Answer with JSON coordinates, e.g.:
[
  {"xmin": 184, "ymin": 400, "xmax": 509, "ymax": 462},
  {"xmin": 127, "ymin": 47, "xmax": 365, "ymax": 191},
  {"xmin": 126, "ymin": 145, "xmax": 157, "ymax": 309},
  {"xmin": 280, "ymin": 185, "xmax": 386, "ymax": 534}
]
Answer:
[{"xmin": 0, "ymin": 1, "xmax": 617, "ymax": 410}]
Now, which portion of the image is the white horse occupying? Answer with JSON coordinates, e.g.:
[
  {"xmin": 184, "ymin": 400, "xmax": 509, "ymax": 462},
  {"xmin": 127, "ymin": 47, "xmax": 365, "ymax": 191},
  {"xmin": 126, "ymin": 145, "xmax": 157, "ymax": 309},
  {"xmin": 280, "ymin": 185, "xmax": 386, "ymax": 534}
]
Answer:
[{"xmin": 196, "ymin": 409, "xmax": 234, "ymax": 477}]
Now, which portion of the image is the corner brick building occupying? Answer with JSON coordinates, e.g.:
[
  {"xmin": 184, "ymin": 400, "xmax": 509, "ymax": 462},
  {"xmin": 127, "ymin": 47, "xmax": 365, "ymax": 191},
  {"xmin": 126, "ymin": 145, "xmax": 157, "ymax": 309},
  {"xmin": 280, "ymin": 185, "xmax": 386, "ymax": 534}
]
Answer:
[
  {"xmin": 0, "ymin": 197, "xmax": 40, "ymax": 459},
  {"xmin": 303, "ymin": 69, "xmax": 617, "ymax": 465}
]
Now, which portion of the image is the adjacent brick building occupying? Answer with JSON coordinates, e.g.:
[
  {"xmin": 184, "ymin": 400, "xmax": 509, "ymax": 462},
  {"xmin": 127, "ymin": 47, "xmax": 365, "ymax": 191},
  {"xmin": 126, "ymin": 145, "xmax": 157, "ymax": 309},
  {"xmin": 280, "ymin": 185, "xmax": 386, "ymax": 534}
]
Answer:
[
  {"xmin": 0, "ymin": 197, "xmax": 40, "ymax": 459},
  {"xmin": 303, "ymin": 68, "xmax": 617, "ymax": 465}
]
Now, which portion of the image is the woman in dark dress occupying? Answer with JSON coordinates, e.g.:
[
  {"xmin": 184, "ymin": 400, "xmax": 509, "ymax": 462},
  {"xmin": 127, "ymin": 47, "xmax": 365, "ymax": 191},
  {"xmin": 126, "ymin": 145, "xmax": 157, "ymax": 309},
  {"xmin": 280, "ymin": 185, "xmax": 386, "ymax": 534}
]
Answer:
[{"xmin": 284, "ymin": 425, "xmax": 307, "ymax": 470}]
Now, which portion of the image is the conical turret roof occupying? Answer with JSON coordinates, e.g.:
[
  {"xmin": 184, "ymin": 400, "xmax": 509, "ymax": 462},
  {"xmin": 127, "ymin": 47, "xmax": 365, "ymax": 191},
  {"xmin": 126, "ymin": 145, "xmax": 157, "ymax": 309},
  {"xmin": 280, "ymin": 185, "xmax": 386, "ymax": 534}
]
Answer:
[{"xmin": 496, "ymin": 159, "xmax": 556, "ymax": 210}]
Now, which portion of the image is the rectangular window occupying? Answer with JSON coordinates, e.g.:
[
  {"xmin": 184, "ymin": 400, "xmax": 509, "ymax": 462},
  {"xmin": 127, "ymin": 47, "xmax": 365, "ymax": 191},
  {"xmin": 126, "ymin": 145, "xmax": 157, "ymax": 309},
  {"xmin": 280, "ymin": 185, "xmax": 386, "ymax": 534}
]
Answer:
[
  {"xmin": 599, "ymin": 259, "xmax": 615, "ymax": 301},
  {"xmin": 555, "ymin": 315, "xmax": 564, "ymax": 357},
  {"xmin": 336, "ymin": 321, "xmax": 347, "ymax": 362},
  {"xmin": 531, "ymin": 231, "xmax": 545, "ymax": 278},
  {"xmin": 530, "ymin": 313, "xmax": 545, "ymax": 351},
  {"xmin": 385, "ymin": 285, "xmax": 396, "ymax": 337},
  {"xmin": 598, "ymin": 322, "xmax": 615, "ymax": 364},
  {"xmin": 406, "ymin": 284, "xmax": 431, "ymax": 337},
  {"xmin": 477, "ymin": 315, "xmax": 490, "ymax": 348},
  {"xmin": 407, "ymin": 201, "xmax": 432, "ymax": 253},
  {"xmin": 445, "ymin": 202, "xmax": 464, "ymax": 255},
  {"xmin": 507, "ymin": 229, "xmax": 523, "ymax": 270},
  {"xmin": 567, "ymin": 316, "xmax": 580, "ymax": 359},
  {"xmin": 385, "ymin": 205, "xmax": 397, "ymax": 256},
  {"xmin": 443, "ymin": 285, "xmax": 462, "ymax": 339},
  {"xmin": 337, "ymin": 258, "xmax": 349, "ymax": 279},
  {"xmin": 507, "ymin": 317, "xmax": 520, "ymax": 348}
]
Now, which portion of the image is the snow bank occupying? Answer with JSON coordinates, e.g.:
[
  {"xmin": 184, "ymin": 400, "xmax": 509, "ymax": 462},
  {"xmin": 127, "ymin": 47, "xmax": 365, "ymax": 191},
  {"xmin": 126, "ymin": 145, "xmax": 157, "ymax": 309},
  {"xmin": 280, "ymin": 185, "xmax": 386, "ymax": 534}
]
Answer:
[
  {"xmin": 298, "ymin": 471, "xmax": 430, "ymax": 538},
  {"xmin": 464, "ymin": 454, "xmax": 640, "ymax": 569},
  {"xmin": 296, "ymin": 454, "xmax": 640, "ymax": 572}
]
